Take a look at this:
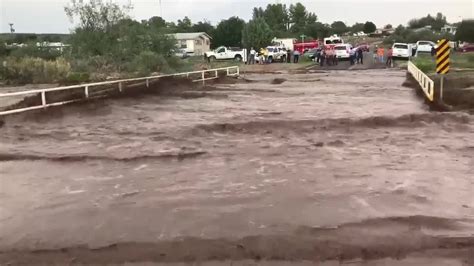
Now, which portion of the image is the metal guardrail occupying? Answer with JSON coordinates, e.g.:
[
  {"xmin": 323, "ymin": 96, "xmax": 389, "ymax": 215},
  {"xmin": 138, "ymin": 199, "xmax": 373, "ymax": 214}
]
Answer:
[
  {"xmin": 407, "ymin": 61, "xmax": 434, "ymax": 102},
  {"xmin": 0, "ymin": 66, "xmax": 240, "ymax": 116}
]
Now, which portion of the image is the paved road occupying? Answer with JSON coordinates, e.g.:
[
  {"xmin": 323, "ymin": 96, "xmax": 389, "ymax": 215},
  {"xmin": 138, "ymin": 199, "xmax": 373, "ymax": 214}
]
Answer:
[{"xmin": 1, "ymin": 70, "xmax": 473, "ymax": 265}]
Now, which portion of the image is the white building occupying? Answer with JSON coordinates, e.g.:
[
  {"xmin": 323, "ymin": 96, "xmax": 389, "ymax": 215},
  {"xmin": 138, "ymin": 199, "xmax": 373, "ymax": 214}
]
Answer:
[
  {"xmin": 272, "ymin": 38, "xmax": 296, "ymax": 50},
  {"xmin": 169, "ymin": 32, "xmax": 212, "ymax": 56},
  {"xmin": 441, "ymin": 25, "xmax": 457, "ymax": 35}
]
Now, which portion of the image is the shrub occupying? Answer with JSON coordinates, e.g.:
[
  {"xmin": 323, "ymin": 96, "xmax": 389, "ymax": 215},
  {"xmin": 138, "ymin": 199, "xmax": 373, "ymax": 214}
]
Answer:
[
  {"xmin": 126, "ymin": 51, "xmax": 182, "ymax": 75},
  {"xmin": 1, "ymin": 57, "xmax": 71, "ymax": 84},
  {"xmin": 62, "ymin": 72, "xmax": 90, "ymax": 84}
]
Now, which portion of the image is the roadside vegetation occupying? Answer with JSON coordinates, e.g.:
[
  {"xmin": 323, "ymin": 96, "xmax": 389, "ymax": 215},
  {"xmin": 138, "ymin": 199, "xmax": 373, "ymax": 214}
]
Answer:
[{"xmin": 413, "ymin": 53, "xmax": 474, "ymax": 73}]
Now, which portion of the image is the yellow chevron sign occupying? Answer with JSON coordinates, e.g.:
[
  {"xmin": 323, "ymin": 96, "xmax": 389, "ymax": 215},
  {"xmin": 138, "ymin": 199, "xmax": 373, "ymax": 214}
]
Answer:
[{"xmin": 436, "ymin": 39, "xmax": 450, "ymax": 74}]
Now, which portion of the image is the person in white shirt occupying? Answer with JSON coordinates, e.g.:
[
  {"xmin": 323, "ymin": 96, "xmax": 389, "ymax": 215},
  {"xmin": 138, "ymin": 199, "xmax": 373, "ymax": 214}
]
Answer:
[{"xmin": 249, "ymin": 48, "xmax": 256, "ymax": 64}]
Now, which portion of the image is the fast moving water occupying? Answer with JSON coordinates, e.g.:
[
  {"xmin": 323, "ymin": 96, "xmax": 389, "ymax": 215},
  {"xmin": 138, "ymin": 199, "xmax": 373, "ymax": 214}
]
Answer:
[{"xmin": 0, "ymin": 70, "xmax": 473, "ymax": 263}]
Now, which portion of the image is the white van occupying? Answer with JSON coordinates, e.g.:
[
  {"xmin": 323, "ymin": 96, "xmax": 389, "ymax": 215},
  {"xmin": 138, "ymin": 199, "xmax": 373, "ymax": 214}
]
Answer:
[
  {"xmin": 392, "ymin": 43, "xmax": 412, "ymax": 58},
  {"xmin": 334, "ymin": 44, "xmax": 352, "ymax": 59}
]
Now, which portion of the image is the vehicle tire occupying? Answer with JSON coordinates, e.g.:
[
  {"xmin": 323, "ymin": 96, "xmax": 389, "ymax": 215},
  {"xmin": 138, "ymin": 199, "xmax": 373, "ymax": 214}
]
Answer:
[
  {"xmin": 234, "ymin": 55, "xmax": 242, "ymax": 62},
  {"xmin": 209, "ymin": 56, "xmax": 216, "ymax": 62},
  {"xmin": 268, "ymin": 56, "xmax": 273, "ymax": 64}
]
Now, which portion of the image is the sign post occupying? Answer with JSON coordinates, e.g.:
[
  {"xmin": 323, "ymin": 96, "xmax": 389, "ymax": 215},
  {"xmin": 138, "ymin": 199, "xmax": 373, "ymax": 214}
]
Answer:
[{"xmin": 436, "ymin": 39, "xmax": 450, "ymax": 100}]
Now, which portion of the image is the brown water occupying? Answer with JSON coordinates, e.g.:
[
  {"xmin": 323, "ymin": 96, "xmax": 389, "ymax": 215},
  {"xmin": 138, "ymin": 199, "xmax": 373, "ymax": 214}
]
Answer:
[{"xmin": 1, "ymin": 69, "xmax": 473, "ymax": 264}]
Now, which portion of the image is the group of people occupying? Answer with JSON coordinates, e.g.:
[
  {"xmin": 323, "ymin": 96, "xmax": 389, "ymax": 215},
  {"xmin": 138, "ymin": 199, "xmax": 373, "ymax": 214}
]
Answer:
[
  {"xmin": 248, "ymin": 47, "xmax": 302, "ymax": 65},
  {"xmin": 373, "ymin": 46, "xmax": 394, "ymax": 67},
  {"xmin": 248, "ymin": 48, "xmax": 267, "ymax": 65},
  {"xmin": 316, "ymin": 47, "xmax": 337, "ymax": 66},
  {"xmin": 349, "ymin": 47, "xmax": 364, "ymax": 65}
]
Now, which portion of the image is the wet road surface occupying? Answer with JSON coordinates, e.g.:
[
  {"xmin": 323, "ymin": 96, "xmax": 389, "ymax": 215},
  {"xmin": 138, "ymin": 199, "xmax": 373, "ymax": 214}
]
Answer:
[{"xmin": 1, "ymin": 69, "xmax": 473, "ymax": 264}]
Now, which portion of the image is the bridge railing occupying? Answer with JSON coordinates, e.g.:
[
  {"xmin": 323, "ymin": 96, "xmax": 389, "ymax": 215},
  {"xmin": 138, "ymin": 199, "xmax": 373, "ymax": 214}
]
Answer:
[
  {"xmin": 407, "ymin": 61, "xmax": 434, "ymax": 102},
  {"xmin": 0, "ymin": 66, "xmax": 239, "ymax": 116}
]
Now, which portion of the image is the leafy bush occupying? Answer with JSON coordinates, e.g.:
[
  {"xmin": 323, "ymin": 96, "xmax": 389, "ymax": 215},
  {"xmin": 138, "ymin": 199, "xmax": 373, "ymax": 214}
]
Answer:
[
  {"xmin": 125, "ymin": 51, "xmax": 182, "ymax": 75},
  {"xmin": 62, "ymin": 72, "xmax": 90, "ymax": 84},
  {"xmin": 8, "ymin": 43, "xmax": 62, "ymax": 60},
  {"xmin": 1, "ymin": 57, "xmax": 71, "ymax": 84}
]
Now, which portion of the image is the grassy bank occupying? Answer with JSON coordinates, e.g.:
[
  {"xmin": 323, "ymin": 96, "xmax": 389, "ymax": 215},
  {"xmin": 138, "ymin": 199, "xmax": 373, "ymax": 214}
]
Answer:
[{"xmin": 412, "ymin": 53, "xmax": 474, "ymax": 73}]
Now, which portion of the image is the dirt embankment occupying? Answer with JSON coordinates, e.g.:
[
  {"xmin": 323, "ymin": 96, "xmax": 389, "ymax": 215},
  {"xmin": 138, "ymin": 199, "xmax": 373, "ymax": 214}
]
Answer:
[{"xmin": 404, "ymin": 72, "xmax": 474, "ymax": 112}]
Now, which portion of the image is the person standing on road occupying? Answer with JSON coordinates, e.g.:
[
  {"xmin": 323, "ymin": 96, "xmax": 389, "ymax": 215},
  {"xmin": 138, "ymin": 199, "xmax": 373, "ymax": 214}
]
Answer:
[
  {"xmin": 386, "ymin": 48, "xmax": 393, "ymax": 67},
  {"xmin": 293, "ymin": 49, "xmax": 300, "ymax": 63},
  {"xmin": 332, "ymin": 47, "xmax": 338, "ymax": 66},
  {"xmin": 377, "ymin": 47, "xmax": 385, "ymax": 63},
  {"xmin": 287, "ymin": 49, "xmax": 291, "ymax": 63},
  {"xmin": 349, "ymin": 47, "xmax": 356, "ymax": 65},
  {"xmin": 320, "ymin": 48, "xmax": 326, "ymax": 67},
  {"xmin": 357, "ymin": 47, "xmax": 364, "ymax": 64},
  {"xmin": 249, "ymin": 47, "xmax": 256, "ymax": 64},
  {"xmin": 259, "ymin": 48, "xmax": 265, "ymax": 65},
  {"xmin": 263, "ymin": 48, "xmax": 269, "ymax": 64}
]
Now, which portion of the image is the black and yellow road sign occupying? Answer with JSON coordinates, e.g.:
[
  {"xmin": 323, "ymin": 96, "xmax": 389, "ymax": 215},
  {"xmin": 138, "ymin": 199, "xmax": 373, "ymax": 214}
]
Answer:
[{"xmin": 436, "ymin": 39, "xmax": 450, "ymax": 74}]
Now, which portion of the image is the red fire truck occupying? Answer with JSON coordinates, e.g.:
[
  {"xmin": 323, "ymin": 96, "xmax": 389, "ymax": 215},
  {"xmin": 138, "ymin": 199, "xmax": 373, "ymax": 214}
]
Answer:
[{"xmin": 293, "ymin": 40, "xmax": 320, "ymax": 53}]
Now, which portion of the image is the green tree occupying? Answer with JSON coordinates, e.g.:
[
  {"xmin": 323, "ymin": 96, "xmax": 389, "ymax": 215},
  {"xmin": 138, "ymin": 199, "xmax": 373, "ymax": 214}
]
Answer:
[
  {"xmin": 384, "ymin": 24, "xmax": 393, "ymax": 29},
  {"xmin": 455, "ymin": 20, "xmax": 474, "ymax": 42},
  {"xmin": 432, "ymin": 12, "xmax": 447, "ymax": 31},
  {"xmin": 176, "ymin": 16, "xmax": 192, "ymax": 32},
  {"xmin": 330, "ymin": 21, "xmax": 347, "ymax": 35},
  {"xmin": 147, "ymin": 16, "xmax": 166, "ymax": 29},
  {"xmin": 65, "ymin": 0, "xmax": 131, "ymax": 57},
  {"xmin": 213, "ymin": 17, "xmax": 245, "ymax": 48},
  {"xmin": 253, "ymin": 7, "xmax": 264, "ymax": 19},
  {"xmin": 289, "ymin": 2, "xmax": 308, "ymax": 33},
  {"xmin": 304, "ymin": 22, "xmax": 330, "ymax": 39},
  {"xmin": 65, "ymin": 0, "xmax": 175, "ymax": 73},
  {"xmin": 263, "ymin": 4, "xmax": 289, "ymax": 36},
  {"xmin": 363, "ymin": 21, "xmax": 377, "ymax": 33},
  {"xmin": 350, "ymin": 23, "xmax": 365, "ymax": 33},
  {"xmin": 192, "ymin": 20, "xmax": 215, "ymax": 35},
  {"xmin": 242, "ymin": 17, "xmax": 273, "ymax": 49}
]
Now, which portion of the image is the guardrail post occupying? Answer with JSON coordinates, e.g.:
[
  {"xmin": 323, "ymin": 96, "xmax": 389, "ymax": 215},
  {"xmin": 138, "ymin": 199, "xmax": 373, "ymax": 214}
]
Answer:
[
  {"xmin": 187, "ymin": 73, "xmax": 189, "ymax": 78},
  {"xmin": 215, "ymin": 70, "xmax": 218, "ymax": 78},
  {"xmin": 202, "ymin": 71, "xmax": 205, "ymax": 86},
  {"xmin": 119, "ymin": 82, "xmax": 123, "ymax": 92},
  {"xmin": 146, "ymin": 79, "xmax": 149, "ymax": 88},
  {"xmin": 226, "ymin": 68, "xmax": 229, "ymax": 76},
  {"xmin": 41, "ymin": 91, "xmax": 46, "ymax": 106},
  {"xmin": 236, "ymin": 67, "xmax": 240, "ymax": 76},
  {"xmin": 84, "ymin": 86, "xmax": 89, "ymax": 98}
]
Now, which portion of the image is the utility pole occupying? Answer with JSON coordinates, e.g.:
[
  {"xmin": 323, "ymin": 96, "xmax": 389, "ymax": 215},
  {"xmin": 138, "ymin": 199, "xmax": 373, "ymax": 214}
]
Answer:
[
  {"xmin": 159, "ymin": 0, "xmax": 162, "ymax": 17},
  {"xmin": 8, "ymin": 23, "xmax": 15, "ymax": 33}
]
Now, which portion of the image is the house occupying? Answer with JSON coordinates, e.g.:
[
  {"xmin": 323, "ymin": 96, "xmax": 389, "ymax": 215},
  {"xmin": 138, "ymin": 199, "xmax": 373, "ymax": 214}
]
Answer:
[
  {"xmin": 441, "ymin": 25, "xmax": 457, "ymax": 35},
  {"xmin": 169, "ymin": 32, "xmax": 212, "ymax": 56},
  {"xmin": 413, "ymin": 25, "xmax": 432, "ymax": 32}
]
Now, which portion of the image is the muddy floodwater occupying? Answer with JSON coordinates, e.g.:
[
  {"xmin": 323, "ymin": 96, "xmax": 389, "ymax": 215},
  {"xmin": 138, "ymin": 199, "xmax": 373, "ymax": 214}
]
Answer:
[{"xmin": 1, "ymin": 69, "xmax": 473, "ymax": 265}]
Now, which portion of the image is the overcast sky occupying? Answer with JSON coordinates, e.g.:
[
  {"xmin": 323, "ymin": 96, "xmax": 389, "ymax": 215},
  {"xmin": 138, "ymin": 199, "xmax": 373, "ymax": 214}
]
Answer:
[{"xmin": 1, "ymin": 0, "xmax": 473, "ymax": 33}]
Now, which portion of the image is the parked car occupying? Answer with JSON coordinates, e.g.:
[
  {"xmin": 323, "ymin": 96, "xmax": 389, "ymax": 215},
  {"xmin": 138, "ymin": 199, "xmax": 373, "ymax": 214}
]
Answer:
[
  {"xmin": 174, "ymin": 49, "xmax": 190, "ymax": 59},
  {"xmin": 392, "ymin": 43, "xmax": 412, "ymax": 59},
  {"xmin": 334, "ymin": 44, "xmax": 352, "ymax": 59},
  {"xmin": 304, "ymin": 48, "xmax": 320, "ymax": 60},
  {"xmin": 204, "ymin": 46, "xmax": 245, "ymax": 62},
  {"xmin": 356, "ymin": 43, "xmax": 370, "ymax": 52},
  {"xmin": 461, "ymin": 43, "xmax": 474, "ymax": 53},
  {"xmin": 416, "ymin": 41, "xmax": 436, "ymax": 54}
]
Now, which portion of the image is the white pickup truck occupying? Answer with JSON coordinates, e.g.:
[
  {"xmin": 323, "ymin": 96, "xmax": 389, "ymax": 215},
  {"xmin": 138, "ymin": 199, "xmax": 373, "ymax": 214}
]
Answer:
[{"xmin": 204, "ymin": 46, "xmax": 246, "ymax": 62}]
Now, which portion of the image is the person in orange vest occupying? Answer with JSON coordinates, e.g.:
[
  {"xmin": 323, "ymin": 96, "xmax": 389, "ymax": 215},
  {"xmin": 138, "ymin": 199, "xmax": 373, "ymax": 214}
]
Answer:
[{"xmin": 377, "ymin": 47, "xmax": 385, "ymax": 63}]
